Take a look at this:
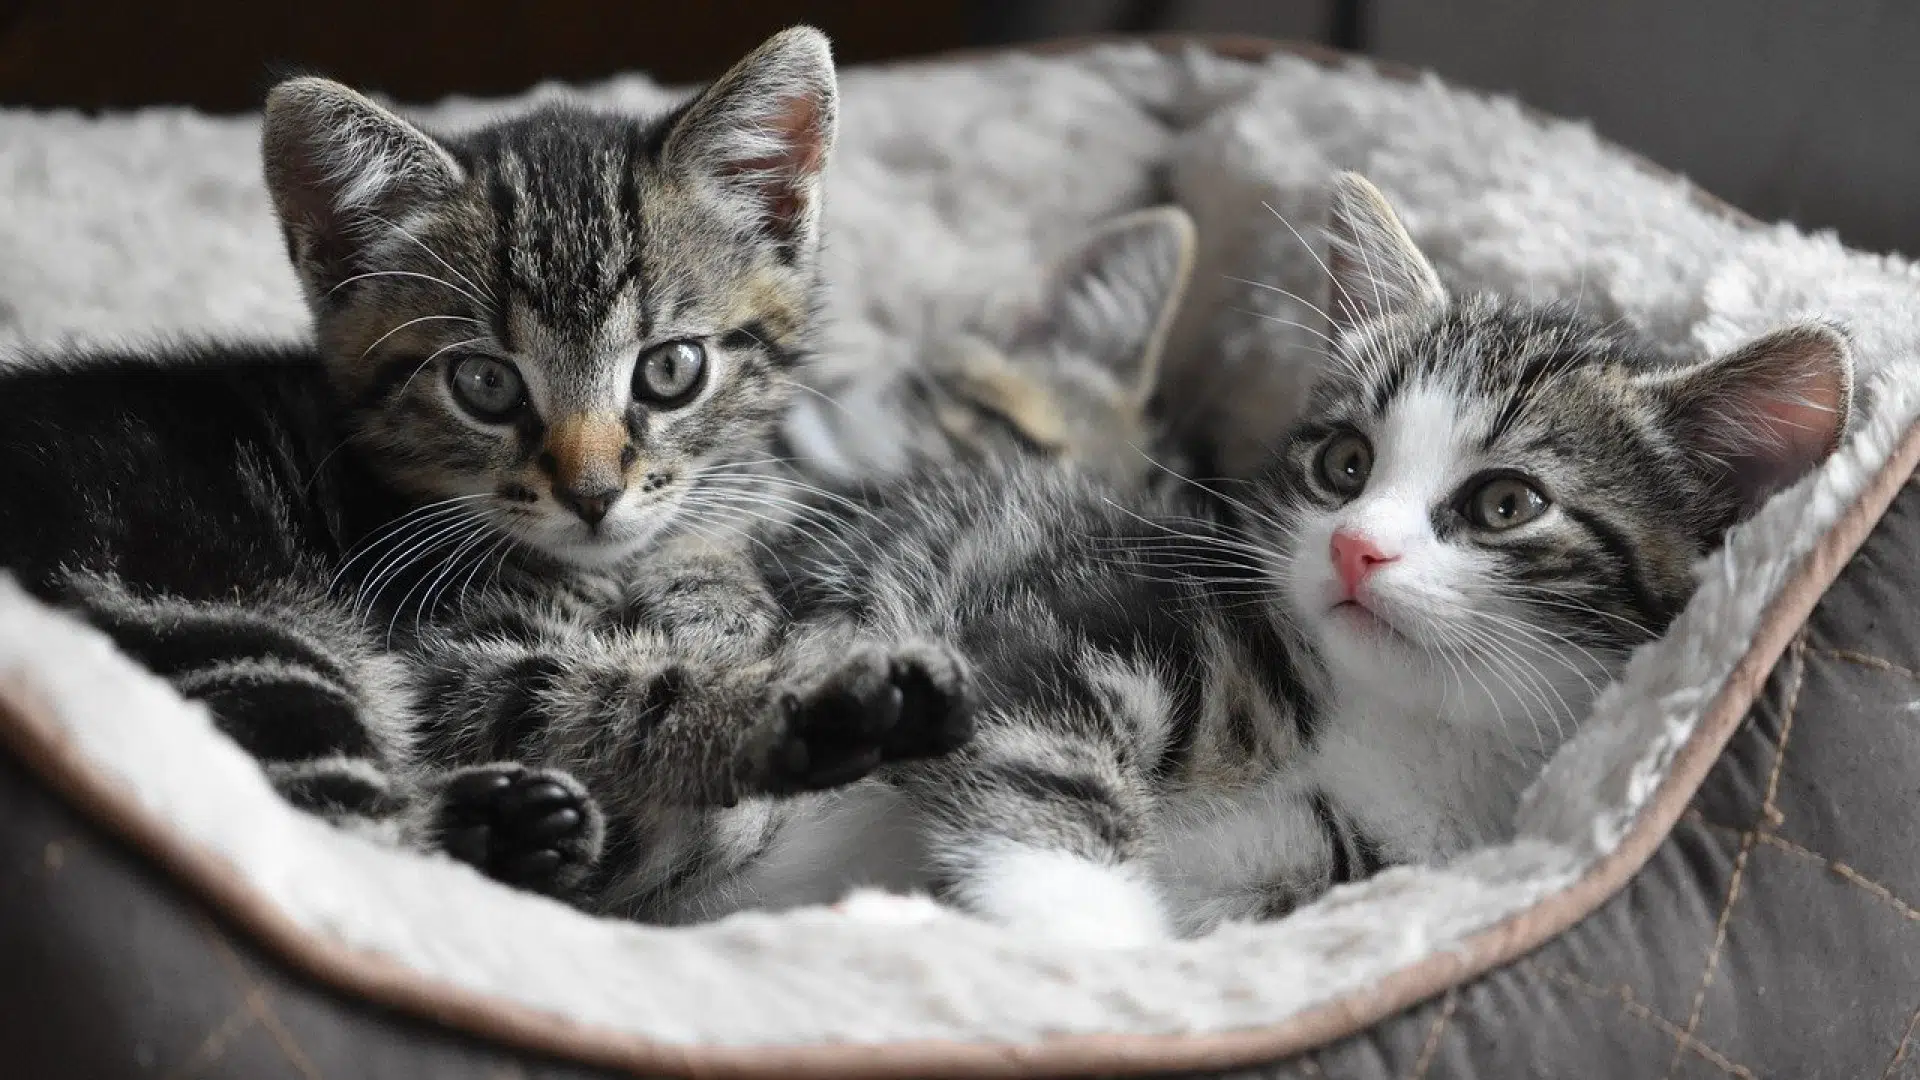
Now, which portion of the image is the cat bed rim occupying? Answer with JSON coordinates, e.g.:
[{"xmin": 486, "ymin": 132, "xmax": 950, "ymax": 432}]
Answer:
[
  {"xmin": 5, "ymin": 419, "xmax": 1912, "ymax": 1080},
  {"xmin": 0, "ymin": 32, "xmax": 1889, "ymax": 1080}
]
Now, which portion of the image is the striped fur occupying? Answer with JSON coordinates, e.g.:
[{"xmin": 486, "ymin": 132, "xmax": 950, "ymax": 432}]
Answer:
[
  {"xmin": 0, "ymin": 29, "xmax": 867, "ymax": 897},
  {"xmin": 622, "ymin": 173, "xmax": 1854, "ymax": 943},
  {"xmin": 416, "ymin": 204, "xmax": 1204, "ymax": 914}
]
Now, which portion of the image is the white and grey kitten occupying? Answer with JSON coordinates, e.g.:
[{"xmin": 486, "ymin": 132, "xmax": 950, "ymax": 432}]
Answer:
[{"xmin": 621, "ymin": 172, "xmax": 1853, "ymax": 944}]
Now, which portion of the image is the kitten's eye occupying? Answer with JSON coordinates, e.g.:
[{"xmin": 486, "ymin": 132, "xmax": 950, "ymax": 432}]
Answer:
[
  {"xmin": 634, "ymin": 341, "xmax": 708, "ymax": 407},
  {"xmin": 1315, "ymin": 433, "xmax": 1373, "ymax": 498},
  {"xmin": 448, "ymin": 356, "xmax": 526, "ymax": 422},
  {"xmin": 1465, "ymin": 475, "xmax": 1551, "ymax": 531}
]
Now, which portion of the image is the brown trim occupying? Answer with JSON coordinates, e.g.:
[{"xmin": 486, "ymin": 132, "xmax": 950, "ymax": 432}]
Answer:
[{"xmin": 0, "ymin": 32, "xmax": 1877, "ymax": 1080}]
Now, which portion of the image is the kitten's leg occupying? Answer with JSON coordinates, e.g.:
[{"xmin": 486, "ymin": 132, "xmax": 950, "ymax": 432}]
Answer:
[
  {"xmin": 57, "ymin": 571, "xmax": 601, "ymax": 897},
  {"xmin": 409, "ymin": 618, "xmax": 972, "ymax": 808},
  {"xmin": 58, "ymin": 571, "xmax": 415, "ymax": 811},
  {"xmin": 902, "ymin": 742, "xmax": 1171, "ymax": 947},
  {"xmin": 876, "ymin": 645, "xmax": 1175, "ymax": 948},
  {"xmin": 407, "ymin": 608, "xmax": 975, "ymax": 909}
]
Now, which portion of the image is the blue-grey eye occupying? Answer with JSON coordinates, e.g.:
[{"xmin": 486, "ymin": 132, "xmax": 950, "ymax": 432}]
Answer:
[
  {"xmin": 634, "ymin": 341, "xmax": 708, "ymax": 406},
  {"xmin": 1315, "ymin": 432, "xmax": 1373, "ymax": 498},
  {"xmin": 1466, "ymin": 475, "xmax": 1550, "ymax": 530},
  {"xmin": 448, "ymin": 355, "xmax": 526, "ymax": 422}
]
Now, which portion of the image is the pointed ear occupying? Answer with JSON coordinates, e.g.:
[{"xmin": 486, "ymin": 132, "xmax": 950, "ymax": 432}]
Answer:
[
  {"xmin": 1012, "ymin": 205, "xmax": 1198, "ymax": 403},
  {"xmin": 1656, "ymin": 321, "xmax": 1855, "ymax": 513},
  {"xmin": 1324, "ymin": 172, "xmax": 1446, "ymax": 333},
  {"xmin": 262, "ymin": 77, "xmax": 463, "ymax": 297},
  {"xmin": 661, "ymin": 26, "xmax": 837, "ymax": 255}
]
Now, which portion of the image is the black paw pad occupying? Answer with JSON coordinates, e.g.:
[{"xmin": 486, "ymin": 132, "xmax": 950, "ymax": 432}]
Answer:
[
  {"xmin": 749, "ymin": 646, "xmax": 975, "ymax": 796},
  {"xmin": 433, "ymin": 765, "xmax": 602, "ymax": 896},
  {"xmin": 883, "ymin": 652, "xmax": 974, "ymax": 759}
]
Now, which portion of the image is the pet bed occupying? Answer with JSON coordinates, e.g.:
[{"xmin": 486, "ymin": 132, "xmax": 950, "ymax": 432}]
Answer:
[{"xmin": 4, "ymin": 35, "xmax": 1920, "ymax": 1080}]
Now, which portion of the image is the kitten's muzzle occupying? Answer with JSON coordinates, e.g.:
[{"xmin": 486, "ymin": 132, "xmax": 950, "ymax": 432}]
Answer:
[
  {"xmin": 538, "ymin": 413, "xmax": 633, "ymax": 528},
  {"xmin": 553, "ymin": 484, "xmax": 619, "ymax": 527}
]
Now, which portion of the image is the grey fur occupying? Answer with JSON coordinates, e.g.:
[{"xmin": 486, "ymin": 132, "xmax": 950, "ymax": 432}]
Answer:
[
  {"xmin": 420, "ymin": 203, "xmax": 1205, "ymax": 912},
  {"xmin": 4, "ymin": 28, "xmax": 891, "ymax": 900},
  {"xmin": 614, "ymin": 173, "xmax": 1855, "ymax": 942}
]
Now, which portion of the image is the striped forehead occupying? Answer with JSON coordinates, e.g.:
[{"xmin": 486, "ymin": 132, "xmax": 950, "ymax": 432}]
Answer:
[
  {"xmin": 451, "ymin": 109, "xmax": 661, "ymax": 338},
  {"xmin": 1337, "ymin": 304, "xmax": 1615, "ymax": 441}
]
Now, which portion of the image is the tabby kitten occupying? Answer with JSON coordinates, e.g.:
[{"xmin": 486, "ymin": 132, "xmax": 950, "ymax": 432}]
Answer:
[
  {"xmin": 494, "ymin": 201, "xmax": 1200, "ymax": 916},
  {"xmin": 780, "ymin": 205, "xmax": 1199, "ymax": 488},
  {"xmin": 625, "ymin": 173, "xmax": 1852, "ymax": 943},
  {"xmin": 0, "ymin": 28, "xmax": 945, "ymax": 895}
]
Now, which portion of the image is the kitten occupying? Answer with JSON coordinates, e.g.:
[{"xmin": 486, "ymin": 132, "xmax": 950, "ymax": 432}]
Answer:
[
  {"xmin": 780, "ymin": 205, "xmax": 1199, "ymax": 488},
  {"xmin": 535, "ymin": 202, "xmax": 1202, "ymax": 917},
  {"xmin": 624, "ymin": 173, "xmax": 1852, "ymax": 943},
  {"xmin": 0, "ymin": 28, "xmax": 943, "ymax": 896}
]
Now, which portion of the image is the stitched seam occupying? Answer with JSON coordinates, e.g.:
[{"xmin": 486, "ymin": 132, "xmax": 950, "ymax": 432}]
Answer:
[
  {"xmin": 1666, "ymin": 635, "xmax": 1807, "ymax": 1079},
  {"xmin": 1525, "ymin": 961, "xmax": 1757, "ymax": 1080},
  {"xmin": 198, "ymin": 913, "xmax": 328, "ymax": 1080},
  {"xmin": 1407, "ymin": 987, "xmax": 1458, "ymax": 1079},
  {"xmin": 248, "ymin": 995, "xmax": 325, "ymax": 1080},
  {"xmin": 1691, "ymin": 811, "xmax": 1920, "ymax": 924},
  {"xmin": 1817, "ymin": 647, "xmax": 1920, "ymax": 683},
  {"xmin": 159, "ymin": 993, "xmax": 262, "ymax": 1080},
  {"xmin": 1884, "ymin": 1004, "xmax": 1920, "ymax": 1079}
]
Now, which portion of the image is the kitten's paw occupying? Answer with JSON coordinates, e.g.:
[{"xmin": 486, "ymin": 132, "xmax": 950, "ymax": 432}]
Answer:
[
  {"xmin": 748, "ymin": 644, "xmax": 975, "ymax": 795},
  {"xmin": 431, "ymin": 764, "xmax": 604, "ymax": 897},
  {"xmin": 880, "ymin": 642, "xmax": 974, "ymax": 761}
]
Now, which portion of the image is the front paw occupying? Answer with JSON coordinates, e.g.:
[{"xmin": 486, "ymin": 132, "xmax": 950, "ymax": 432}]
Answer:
[
  {"xmin": 430, "ymin": 764, "xmax": 604, "ymax": 897},
  {"xmin": 743, "ymin": 643, "xmax": 975, "ymax": 796}
]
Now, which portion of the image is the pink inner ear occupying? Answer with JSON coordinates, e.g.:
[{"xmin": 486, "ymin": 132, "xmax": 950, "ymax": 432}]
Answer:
[
  {"xmin": 1754, "ymin": 380, "xmax": 1846, "ymax": 457},
  {"xmin": 1715, "ymin": 349, "xmax": 1850, "ymax": 496},
  {"xmin": 724, "ymin": 94, "xmax": 826, "ymax": 236}
]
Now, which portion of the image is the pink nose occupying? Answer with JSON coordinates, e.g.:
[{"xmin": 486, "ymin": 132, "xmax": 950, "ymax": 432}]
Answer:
[{"xmin": 1330, "ymin": 529, "xmax": 1397, "ymax": 597}]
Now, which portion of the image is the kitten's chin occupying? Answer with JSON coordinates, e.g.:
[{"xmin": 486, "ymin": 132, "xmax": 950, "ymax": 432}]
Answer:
[
  {"xmin": 1309, "ymin": 599, "xmax": 1430, "ymax": 683},
  {"xmin": 544, "ymin": 535, "xmax": 654, "ymax": 569},
  {"xmin": 1321, "ymin": 600, "xmax": 1418, "ymax": 652}
]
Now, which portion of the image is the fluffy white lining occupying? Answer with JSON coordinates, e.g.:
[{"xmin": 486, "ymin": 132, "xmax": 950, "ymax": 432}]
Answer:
[{"xmin": 2, "ymin": 43, "xmax": 1918, "ymax": 1047}]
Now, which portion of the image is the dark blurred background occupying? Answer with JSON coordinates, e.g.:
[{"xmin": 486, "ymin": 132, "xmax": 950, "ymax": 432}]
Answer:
[{"xmin": 2, "ymin": 0, "xmax": 1914, "ymax": 254}]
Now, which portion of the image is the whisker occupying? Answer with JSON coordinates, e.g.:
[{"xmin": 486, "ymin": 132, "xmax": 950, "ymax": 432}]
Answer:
[
  {"xmin": 354, "ymin": 509, "xmax": 482, "ymax": 621},
  {"xmin": 1261, "ymin": 199, "xmax": 1355, "ymax": 327},
  {"xmin": 363, "ymin": 213, "xmax": 497, "ymax": 313},
  {"xmin": 327, "ymin": 269, "xmax": 489, "ymax": 313},
  {"xmin": 330, "ymin": 496, "xmax": 491, "ymax": 592},
  {"xmin": 396, "ymin": 336, "xmax": 486, "ymax": 401},
  {"xmin": 359, "ymin": 314, "xmax": 484, "ymax": 362}
]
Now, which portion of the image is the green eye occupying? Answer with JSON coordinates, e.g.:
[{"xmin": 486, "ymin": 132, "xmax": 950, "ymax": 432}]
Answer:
[
  {"xmin": 634, "ymin": 340, "xmax": 708, "ymax": 406},
  {"xmin": 1315, "ymin": 433, "xmax": 1373, "ymax": 498},
  {"xmin": 1466, "ymin": 475, "xmax": 1551, "ymax": 530},
  {"xmin": 448, "ymin": 355, "xmax": 526, "ymax": 422}
]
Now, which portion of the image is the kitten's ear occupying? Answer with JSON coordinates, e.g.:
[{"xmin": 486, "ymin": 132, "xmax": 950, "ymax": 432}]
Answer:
[
  {"xmin": 1324, "ymin": 172, "xmax": 1446, "ymax": 333},
  {"xmin": 262, "ymin": 77, "xmax": 463, "ymax": 296},
  {"xmin": 1656, "ymin": 321, "xmax": 1855, "ymax": 513},
  {"xmin": 661, "ymin": 26, "xmax": 837, "ymax": 253},
  {"xmin": 1013, "ymin": 205, "xmax": 1198, "ymax": 404}
]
